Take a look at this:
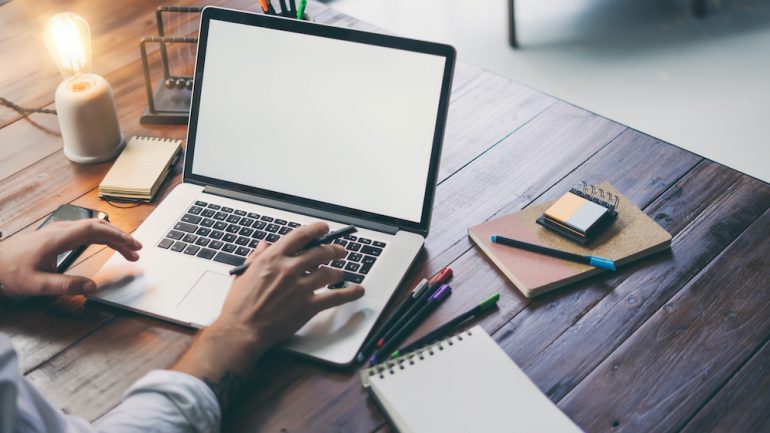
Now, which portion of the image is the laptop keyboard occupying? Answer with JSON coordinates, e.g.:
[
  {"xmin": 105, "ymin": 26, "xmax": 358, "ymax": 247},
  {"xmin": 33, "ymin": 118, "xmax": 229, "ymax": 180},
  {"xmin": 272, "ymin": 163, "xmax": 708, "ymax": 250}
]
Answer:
[{"xmin": 156, "ymin": 200, "xmax": 387, "ymax": 284}]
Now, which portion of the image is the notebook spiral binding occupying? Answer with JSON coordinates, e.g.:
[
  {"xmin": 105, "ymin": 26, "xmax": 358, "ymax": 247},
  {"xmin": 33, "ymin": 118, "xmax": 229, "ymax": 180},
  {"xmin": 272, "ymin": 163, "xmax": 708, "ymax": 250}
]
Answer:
[
  {"xmin": 368, "ymin": 329, "xmax": 475, "ymax": 379},
  {"xmin": 570, "ymin": 181, "xmax": 619, "ymax": 211},
  {"xmin": 135, "ymin": 135, "xmax": 181, "ymax": 145}
]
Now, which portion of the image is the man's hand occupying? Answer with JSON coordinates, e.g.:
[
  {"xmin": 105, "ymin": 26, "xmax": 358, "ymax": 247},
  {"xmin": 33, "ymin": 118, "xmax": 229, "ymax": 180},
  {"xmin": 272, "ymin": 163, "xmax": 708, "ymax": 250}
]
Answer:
[
  {"xmin": 0, "ymin": 219, "xmax": 142, "ymax": 296},
  {"xmin": 172, "ymin": 222, "xmax": 365, "ymax": 407}
]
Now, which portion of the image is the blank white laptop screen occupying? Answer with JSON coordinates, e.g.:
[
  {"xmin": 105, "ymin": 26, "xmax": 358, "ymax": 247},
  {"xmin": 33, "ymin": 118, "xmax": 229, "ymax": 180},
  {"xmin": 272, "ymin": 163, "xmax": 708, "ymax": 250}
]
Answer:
[{"xmin": 191, "ymin": 19, "xmax": 447, "ymax": 223}]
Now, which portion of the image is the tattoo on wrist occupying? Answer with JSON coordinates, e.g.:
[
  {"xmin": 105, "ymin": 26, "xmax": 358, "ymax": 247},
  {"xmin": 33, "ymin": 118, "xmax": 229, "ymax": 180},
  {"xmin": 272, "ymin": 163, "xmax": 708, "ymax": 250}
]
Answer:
[{"xmin": 203, "ymin": 370, "xmax": 244, "ymax": 408}]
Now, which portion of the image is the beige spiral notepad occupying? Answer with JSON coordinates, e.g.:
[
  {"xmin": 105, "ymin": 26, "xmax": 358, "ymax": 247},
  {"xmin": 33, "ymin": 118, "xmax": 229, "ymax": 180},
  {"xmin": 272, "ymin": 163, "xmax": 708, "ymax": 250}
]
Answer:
[
  {"xmin": 99, "ymin": 136, "xmax": 182, "ymax": 202},
  {"xmin": 361, "ymin": 326, "xmax": 583, "ymax": 433}
]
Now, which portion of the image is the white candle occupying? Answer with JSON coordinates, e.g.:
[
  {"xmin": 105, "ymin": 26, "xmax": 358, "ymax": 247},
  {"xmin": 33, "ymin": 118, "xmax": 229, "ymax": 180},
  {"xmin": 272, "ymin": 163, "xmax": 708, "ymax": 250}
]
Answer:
[{"xmin": 55, "ymin": 73, "xmax": 124, "ymax": 163}]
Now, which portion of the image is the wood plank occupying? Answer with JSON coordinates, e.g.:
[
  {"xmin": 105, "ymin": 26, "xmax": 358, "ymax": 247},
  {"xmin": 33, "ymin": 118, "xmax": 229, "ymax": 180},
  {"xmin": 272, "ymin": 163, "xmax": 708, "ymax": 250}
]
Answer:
[
  {"xmin": 558, "ymin": 207, "xmax": 770, "ymax": 433},
  {"xmin": 680, "ymin": 338, "xmax": 770, "ymax": 433},
  {"xmin": 500, "ymin": 165, "xmax": 770, "ymax": 403}
]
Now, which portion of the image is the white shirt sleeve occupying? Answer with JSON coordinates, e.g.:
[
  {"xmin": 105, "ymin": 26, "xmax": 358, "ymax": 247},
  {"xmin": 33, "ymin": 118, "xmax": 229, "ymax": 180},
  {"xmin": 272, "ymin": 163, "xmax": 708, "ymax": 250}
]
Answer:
[{"xmin": 0, "ymin": 335, "xmax": 221, "ymax": 433}]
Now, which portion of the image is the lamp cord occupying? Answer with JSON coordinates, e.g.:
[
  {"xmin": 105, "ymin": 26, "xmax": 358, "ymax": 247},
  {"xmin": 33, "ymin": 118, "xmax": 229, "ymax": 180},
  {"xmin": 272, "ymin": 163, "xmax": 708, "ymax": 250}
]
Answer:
[{"xmin": 0, "ymin": 96, "xmax": 61, "ymax": 136}]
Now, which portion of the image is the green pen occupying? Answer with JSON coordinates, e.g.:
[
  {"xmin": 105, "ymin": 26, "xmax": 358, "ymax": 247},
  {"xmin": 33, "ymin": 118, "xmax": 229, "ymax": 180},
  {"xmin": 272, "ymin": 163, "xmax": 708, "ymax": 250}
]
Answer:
[
  {"xmin": 390, "ymin": 293, "xmax": 500, "ymax": 358},
  {"xmin": 297, "ymin": 0, "xmax": 307, "ymax": 19}
]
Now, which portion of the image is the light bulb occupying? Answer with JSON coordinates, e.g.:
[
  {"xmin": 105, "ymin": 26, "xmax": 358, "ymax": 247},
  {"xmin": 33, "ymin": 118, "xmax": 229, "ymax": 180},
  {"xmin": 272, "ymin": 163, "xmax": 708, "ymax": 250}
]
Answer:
[{"xmin": 43, "ymin": 12, "xmax": 92, "ymax": 80}]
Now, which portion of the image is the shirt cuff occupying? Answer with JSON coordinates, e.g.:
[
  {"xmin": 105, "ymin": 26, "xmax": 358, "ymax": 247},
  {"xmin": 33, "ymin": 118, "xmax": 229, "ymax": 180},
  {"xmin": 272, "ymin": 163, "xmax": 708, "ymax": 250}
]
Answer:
[{"xmin": 123, "ymin": 370, "xmax": 221, "ymax": 432}]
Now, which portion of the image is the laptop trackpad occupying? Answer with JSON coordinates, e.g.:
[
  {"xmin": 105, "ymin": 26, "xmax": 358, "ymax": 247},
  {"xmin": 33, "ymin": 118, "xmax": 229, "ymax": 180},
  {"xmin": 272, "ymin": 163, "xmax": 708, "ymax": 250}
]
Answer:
[{"xmin": 177, "ymin": 271, "xmax": 232, "ymax": 326}]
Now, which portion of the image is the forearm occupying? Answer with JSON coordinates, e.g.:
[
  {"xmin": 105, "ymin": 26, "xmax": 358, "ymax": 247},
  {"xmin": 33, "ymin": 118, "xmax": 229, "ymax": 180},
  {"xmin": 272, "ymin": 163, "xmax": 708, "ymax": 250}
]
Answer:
[{"xmin": 172, "ymin": 323, "xmax": 268, "ymax": 409}]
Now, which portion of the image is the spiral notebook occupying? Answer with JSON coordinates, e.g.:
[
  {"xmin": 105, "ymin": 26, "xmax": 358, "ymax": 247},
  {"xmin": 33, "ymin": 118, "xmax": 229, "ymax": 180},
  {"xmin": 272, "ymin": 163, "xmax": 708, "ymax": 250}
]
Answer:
[
  {"xmin": 361, "ymin": 326, "xmax": 583, "ymax": 433},
  {"xmin": 99, "ymin": 136, "xmax": 182, "ymax": 202}
]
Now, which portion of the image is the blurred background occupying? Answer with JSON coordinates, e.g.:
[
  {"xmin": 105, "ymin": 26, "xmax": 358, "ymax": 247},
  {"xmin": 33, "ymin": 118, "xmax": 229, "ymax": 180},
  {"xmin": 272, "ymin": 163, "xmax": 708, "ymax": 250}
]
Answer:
[{"xmin": 327, "ymin": 0, "xmax": 770, "ymax": 183}]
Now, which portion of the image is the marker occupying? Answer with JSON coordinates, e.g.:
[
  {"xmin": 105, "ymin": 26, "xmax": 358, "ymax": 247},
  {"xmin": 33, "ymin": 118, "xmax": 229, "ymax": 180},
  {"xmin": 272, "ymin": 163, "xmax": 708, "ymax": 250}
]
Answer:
[
  {"xmin": 229, "ymin": 225, "xmax": 357, "ymax": 276},
  {"xmin": 376, "ymin": 267, "xmax": 453, "ymax": 348},
  {"xmin": 289, "ymin": 0, "xmax": 297, "ymax": 16},
  {"xmin": 390, "ymin": 293, "xmax": 500, "ymax": 358},
  {"xmin": 297, "ymin": 0, "xmax": 307, "ymax": 19},
  {"xmin": 369, "ymin": 284, "xmax": 452, "ymax": 366},
  {"xmin": 259, "ymin": 0, "xmax": 270, "ymax": 13},
  {"xmin": 355, "ymin": 278, "xmax": 430, "ymax": 363},
  {"xmin": 490, "ymin": 235, "xmax": 616, "ymax": 271},
  {"xmin": 278, "ymin": 0, "xmax": 288, "ymax": 15}
]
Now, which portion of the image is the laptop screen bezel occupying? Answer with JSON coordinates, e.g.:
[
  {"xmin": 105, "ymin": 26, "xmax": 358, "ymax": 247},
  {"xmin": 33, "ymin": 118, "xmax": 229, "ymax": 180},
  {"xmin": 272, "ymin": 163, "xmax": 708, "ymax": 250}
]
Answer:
[{"xmin": 184, "ymin": 7, "xmax": 455, "ymax": 236}]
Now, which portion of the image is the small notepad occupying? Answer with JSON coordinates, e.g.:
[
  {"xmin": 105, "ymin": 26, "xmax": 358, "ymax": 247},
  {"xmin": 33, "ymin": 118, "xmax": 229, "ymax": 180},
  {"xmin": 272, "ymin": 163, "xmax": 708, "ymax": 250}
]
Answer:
[
  {"xmin": 99, "ymin": 136, "xmax": 182, "ymax": 202},
  {"xmin": 361, "ymin": 326, "xmax": 583, "ymax": 433}
]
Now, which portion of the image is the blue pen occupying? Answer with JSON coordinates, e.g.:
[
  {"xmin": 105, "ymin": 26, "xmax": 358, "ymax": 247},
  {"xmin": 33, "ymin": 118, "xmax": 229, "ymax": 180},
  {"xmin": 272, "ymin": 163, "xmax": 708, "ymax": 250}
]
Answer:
[{"xmin": 490, "ymin": 235, "xmax": 616, "ymax": 271}]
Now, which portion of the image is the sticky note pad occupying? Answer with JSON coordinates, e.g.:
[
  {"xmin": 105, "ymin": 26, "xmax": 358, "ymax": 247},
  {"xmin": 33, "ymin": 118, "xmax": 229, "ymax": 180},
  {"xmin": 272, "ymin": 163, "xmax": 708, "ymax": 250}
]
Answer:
[{"xmin": 544, "ymin": 192, "xmax": 610, "ymax": 234}]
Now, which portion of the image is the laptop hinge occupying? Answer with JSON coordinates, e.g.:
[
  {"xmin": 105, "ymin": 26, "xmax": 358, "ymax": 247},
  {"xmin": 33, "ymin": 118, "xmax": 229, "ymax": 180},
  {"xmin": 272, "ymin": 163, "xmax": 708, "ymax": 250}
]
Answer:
[{"xmin": 203, "ymin": 186, "xmax": 400, "ymax": 235}]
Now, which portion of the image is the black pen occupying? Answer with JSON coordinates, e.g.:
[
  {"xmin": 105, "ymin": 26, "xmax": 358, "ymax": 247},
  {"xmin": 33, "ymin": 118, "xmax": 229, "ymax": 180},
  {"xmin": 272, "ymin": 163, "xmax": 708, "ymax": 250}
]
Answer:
[
  {"xmin": 278, "ymin": 0, "xmax": 288, "ymax": 15},
  {"xmin": 289, "ymin": 0, "xmax": 297, "ymax": 16},
  {"xmin": 229, "ymin": 225, "xmax": 357, "ymax": 276},
  {"xmin": 491, "ymin": 235, "xmax": 616, "ymax": 270}
]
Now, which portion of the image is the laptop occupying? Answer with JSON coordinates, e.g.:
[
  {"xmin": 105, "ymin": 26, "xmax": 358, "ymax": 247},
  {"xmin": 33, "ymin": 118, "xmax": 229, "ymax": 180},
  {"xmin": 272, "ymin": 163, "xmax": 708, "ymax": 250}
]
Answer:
[{"xmin": 91, "ymin": 6, "xmax": 455, "ymax": 366}]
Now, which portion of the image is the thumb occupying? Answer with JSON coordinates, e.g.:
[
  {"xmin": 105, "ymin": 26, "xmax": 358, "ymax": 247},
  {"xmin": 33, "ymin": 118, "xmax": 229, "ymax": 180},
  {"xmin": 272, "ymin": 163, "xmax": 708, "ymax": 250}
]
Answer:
[
  {"xmin": 32, "ymin": 273, "xmax": 98, "ymax": 296},
  {"xmin": 313, "ymin": 285, "xmax": 365, "ymax": 312}
]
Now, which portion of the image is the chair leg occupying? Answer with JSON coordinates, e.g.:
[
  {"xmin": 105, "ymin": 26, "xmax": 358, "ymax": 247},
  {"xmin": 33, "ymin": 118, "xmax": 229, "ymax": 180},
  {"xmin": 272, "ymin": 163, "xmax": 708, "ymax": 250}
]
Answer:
[
  {"xmin": 508, "ymin": 0, "xmax": 518, "ymax": 48},
  {"xmin": 691, "ymin": 0, "xmax": 706, "ymax": 17}
]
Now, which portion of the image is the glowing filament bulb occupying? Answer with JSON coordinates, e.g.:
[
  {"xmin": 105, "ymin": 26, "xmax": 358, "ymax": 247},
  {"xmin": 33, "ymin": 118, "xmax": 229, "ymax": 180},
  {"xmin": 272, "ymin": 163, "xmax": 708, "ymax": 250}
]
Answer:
[{"xmin": 44, "ymin": 12, "xmax": 92, "ymax": 78}]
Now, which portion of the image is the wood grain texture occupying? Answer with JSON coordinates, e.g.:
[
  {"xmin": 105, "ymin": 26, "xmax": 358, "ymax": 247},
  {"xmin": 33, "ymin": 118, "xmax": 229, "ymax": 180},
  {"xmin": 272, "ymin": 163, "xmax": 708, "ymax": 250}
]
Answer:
[
  {"xmin": 680, "ymin": 338, "xmax": 770, "ymax": 433},
  {"xmin": 559, "ymin": 207, "xmax": 770, "ymax": 433}
]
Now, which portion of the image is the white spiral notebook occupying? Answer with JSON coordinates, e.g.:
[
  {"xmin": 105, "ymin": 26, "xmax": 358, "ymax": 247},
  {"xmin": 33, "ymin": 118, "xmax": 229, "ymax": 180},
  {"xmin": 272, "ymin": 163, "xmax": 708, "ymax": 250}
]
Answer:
[{"xmin": 361, "ymin": 326, "xmax": 583, "ymax": 433}]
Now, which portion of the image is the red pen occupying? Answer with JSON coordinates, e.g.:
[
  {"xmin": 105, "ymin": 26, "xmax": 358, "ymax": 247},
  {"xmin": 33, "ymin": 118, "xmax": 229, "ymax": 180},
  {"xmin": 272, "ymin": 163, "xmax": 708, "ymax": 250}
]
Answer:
[{"xmin": 376, "ymin": 267, "xmax": 453, "ymax": 348}]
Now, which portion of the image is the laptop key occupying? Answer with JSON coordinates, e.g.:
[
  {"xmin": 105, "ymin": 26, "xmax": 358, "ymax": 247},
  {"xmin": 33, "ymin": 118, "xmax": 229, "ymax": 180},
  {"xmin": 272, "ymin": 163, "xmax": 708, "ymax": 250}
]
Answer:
[
  {"xmin": 234, "ymin": 210, "xmax": 247, "ymax": 216},
  {"xmin": 210, "ymin": 231, "xmax": 224, "ymax": 240},
  {"xmin": 279, "ymin": 227, "xmax": 292, "ymax": 235},
  {"xmin": 235, "ymin": 246, "xmax": 251, "ymax": 256},
  {"xmin": 249, "ymin": 239, "xmax": 259, "ymax": 248},
  {"xmin": 222, "ymin": 243, "xmax": 236, "ymax": 253},
  {"xmin": 266, "ymin": 233, "xmax": 280, "ymax": 242},
  {"xmin": 181, "ymin": 214, "xmax": 202, "ymax": 224},
  {"xmin": 226, "ymin": 224, "xmax": 240, "ymax": 233},
  {"xmin": 358, "ymin": 237, "xmax": 372, "ymax": 245},
  {"xmin": 188, "ymin": 206, "xmax": 203, "ymax": 215},
  {"xmin": 333, "ymin": 239, "xmax": 347, "ymax": 247},
  {"xmin": 207, "ymin": 204, "xmax": 221, "ymax": 210},
  {"xmin": 347, "ymin": 252, "xmax": 362, "ymax": 262},
  {"xmin": 167, "ymin": 230, "xmax": 184, "ymax": 240},
  {"xmin": 265, "ymin": 224, "xmax": 280, "ymax": 233},
  {"xmin": 200, "ymin": 218, "xmax": 215, "ymax": 228},
  {"xmin": 260, "ymin": 216, "xmax": 274, "ymax": 222},
  {"xmin": 209, "ymin": 240, "xmax": 224, "ymax": 250},
  {"xmin": 235, "ymin": 236, "xmax": 250, "ymax": 246},
  {"xmin": 288, "ymin": 222, "xmax": 301, "ymax": 228},
  {"xmin": 182, "ymin": 234, "xmax": 197, "ymax": 243},
  {"xmin": 252, "ymin": 221, "xmax": 267, "ymax": 230},
  {"xmin": 174, "ymin": 222, "xmax": 197, "ymax": 233},
  {"xmin": 213, "ymin": 251, "xmax": 245, "ymax": 266},
  {"xmin": 196, "ymin": 227, "xmax": 211, "ymax": 236},
  {"xmin": 347, "ymin": 242, "xmax": 361, "ymax": 252},
  {"xmin": 221, "ymin": 207, "xmax": 234, "ymax": 213},
  {"xmin": 343, "ymin": 234, "xmax": 357, "ymax": 241},
  {"xmin": 195, "ymin": 201, "xmax": 208, "ymax": 207},
  {"xmin": 171, "ymin": 241, "xmax": 187, "ymax": 252},
  {"xmin": 239, "ymin": 218, "xmax": 254, "ymax": 227},
  {"xmin": 214, "ymin": 212, "xmax": 228, "ymax": 221},
  {"xmin": 330, "ymin": 260, "xmax": 345, "ymax": 269},
  {"xmin": 248, "ymin": 212, "xmax": 260, "ymax": 219},
  {"xmin": 345, "ymin": 262, "xmax": 360, "ymax": 273},
  {"xmin": 344, "ymin": 271, "xmax": 364, "ymax": 284},
  {"xmin": 239, "ymin": 227, "xmax": 254, "ymax": 236},
  {"xmin": 195, "ymin": 237, "xmax": 210, "ymax": 247},
  {"xmin": 213, "ymin": 221, "xmax": 227, "ymax": 230},
  {"xmin": 226, "ymin": 215, "xmax": 241, "ymax": 224},
  {"xmin": 373, "ymin": 241, "xmax": 387, "ymax": 248},
  {"xmin": 184, "ymin": 245, "xmax": 200, "ymax": 255},
  {"xmin": 197, "ymin": 248, "xmax": 216, "ymax": 260},
  {"xmin": 223, "ymin": 233, "xmax": 237, "ymax": 243},
  {"xmin": 158, "ymin": 238, "xmax": 173, "ymax": 249},
  {"xmin": 253, "ymin": 230, "xmax": 267, "ymax": 240},
  {"xmin": 362, "ymin": 255, "xmax": 377, "ymax": 265},
  {"xmin": 201, "ymin": 209, "xmax": 216, "ymax": 218},
  {"xmin": 361, "ymin": 246, "xmax": 383, "ymax": 257},
  {"xmin": 275, "ymin": 219, "xmax": 287, "ymax": 225},
  {"xmin": 360, "ymin": 262, "xmax": 373, "ymax": 275}
]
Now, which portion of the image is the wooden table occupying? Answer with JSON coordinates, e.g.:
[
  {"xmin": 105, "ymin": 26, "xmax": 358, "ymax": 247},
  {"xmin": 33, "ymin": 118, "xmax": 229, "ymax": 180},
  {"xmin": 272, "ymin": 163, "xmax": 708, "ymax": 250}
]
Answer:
[{"xmin": 2, "ymin": 1, "xmax": 769, "ymax": 432}]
